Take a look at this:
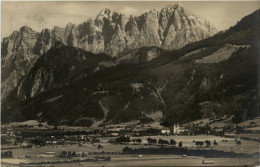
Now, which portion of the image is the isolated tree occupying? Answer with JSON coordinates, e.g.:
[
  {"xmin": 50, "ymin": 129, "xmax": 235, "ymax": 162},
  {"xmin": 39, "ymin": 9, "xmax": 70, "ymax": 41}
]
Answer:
[
  {"xmin": 122, "ymin": 146, "xmax": 131, "ymax": 153},
  {"xmin": 147, "ymin": 138, "xmax": 152, "ymax": 144},
  {"xmin": 72, "ymin": 151, "xmax": 76, "ymax": 157},
  {"xmin": 158, "ymin": 139, "xmax": 168, "ymax": 145},
  {"xmin": 60, "ymin": 151, "xmax": 67, "ymax": 157},
  {"xmin": 195, "ymin": 141, "xmax": 204, "ymax": 147},
  {"xmin": 205, "ymin": 140, "xmax": 211, "ymax": 147},
  {"xmin": 97, "ymin": 144, "xmax": 103, "ymax": 149},
  {"xmin": 147, "ymin": 138, "xmax": 157, "ymax": 144},
  {"xmin": 236, "ymin": 140, "xmax": 241, "ymax": 146},
  {"xmin": 68, "ymin": 151, "xmax": 72, "ymax": 157},
  {"xmin": 170, "ymin": 139, "xmax": 177, "ymax": 146},
  {"xmin": 178, "ymin": 141, "xmax": 183, "ymax": 148},
  {"xmin": 213, "ymin": 140, "xmax": 218, "ymax": 146},
  {"xmin": 158, "ymin": 139, "xmax": 164, "ymax": 145},
  {"xmin": 81, "ymin": 152, "xmax": 87, "ymax": 157},
  {"xmin": 195, "ymin": 141, "xmax": 199, "ymax": 147}
]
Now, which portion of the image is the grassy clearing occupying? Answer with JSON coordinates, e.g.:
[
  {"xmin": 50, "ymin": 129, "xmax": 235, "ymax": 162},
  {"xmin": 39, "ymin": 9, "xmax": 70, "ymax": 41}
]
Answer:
[{"xmin": 195, "ymin": 44, "xmax": 249, "ymax": 64}]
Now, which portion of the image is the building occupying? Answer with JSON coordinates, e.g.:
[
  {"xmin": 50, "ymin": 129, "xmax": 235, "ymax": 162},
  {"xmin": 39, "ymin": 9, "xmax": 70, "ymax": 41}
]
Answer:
[
  {"xmin": 172, "ymin": 124, "xmax": 190, "ymax": 135},
  {"xmin": 173, "ymin": 124, "xmax": 180, "ymax": 134},
  {"xmin": 161, "ymin": 129, "xmax": 171, "ymax": 134}
]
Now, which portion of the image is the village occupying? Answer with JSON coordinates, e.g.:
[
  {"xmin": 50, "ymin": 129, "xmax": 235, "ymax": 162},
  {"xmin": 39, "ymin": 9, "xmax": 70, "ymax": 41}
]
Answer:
[{"xmin": 1, "ymin": 115, "xmax": 260, "ymax": 166}]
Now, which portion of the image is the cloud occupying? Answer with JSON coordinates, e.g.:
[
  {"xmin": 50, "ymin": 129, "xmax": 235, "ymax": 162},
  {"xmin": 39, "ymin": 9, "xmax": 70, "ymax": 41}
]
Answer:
[
  {"xmin": 25, "ymin": 12, "xmax": 51, "ymax": 29},
  {"xmin": 116, "ymin": 7, "xmax": 139, "ymax": 16}
]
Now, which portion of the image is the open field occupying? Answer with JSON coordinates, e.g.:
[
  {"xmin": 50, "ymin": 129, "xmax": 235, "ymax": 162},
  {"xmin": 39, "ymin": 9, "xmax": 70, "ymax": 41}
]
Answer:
[
  {"xmin": 235, "ymin": 133, "xmax": 260, "ymax": 139},
  {"xmin": 238, "ymin": 117, "xmax": 260, "ymax": 127},
  {"xmin": 127, "ymin": 135, "xmax": 258, "ymax": 154},
  {"xmin": 195, "ymin": 44, "xmax": 250, "ymax": 64},
  {"xmin": 3, "ymin": 135, "xmax": 259, "ymax": 157},
  {"xmin": 1, "ymin": 158, "xmax": 28, "ymax": 165},
  {"xmin": 2, "ymin": 134, "xmax": 259, "ymax": 167},
  {"xmin": 44, "ymin": 157, "xmax": 258, "ymax": 167},
  {"xmin": 2, "ymin": 154, "xmax": 257, "ymax": 167}
]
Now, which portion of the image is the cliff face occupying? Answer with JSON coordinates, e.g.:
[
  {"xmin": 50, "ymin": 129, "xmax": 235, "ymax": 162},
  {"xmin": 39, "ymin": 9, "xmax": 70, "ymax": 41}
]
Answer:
[
  {"xmin": 1, "ymin": 26, "xmax": 39, "ymax": 99},
  {"xmin": 62, "ymin": 4, "xmax": 217, "ymax": 56},
  {"xmin": 159, "ymin": 4, "xmax": 217, "ymax": 49},
  {"xmin": 1, "ymin": 3, "xmax": 217, "ymax": 100}
]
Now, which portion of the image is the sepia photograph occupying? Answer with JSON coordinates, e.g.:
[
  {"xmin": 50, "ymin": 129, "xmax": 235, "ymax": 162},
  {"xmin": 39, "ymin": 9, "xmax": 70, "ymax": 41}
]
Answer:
[{"xmin": 1, "ymin": 0, "xmax": 260, "ymax": 166}]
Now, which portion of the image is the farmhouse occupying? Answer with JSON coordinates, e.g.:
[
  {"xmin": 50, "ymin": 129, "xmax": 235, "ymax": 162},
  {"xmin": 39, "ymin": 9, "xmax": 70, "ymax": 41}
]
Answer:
[{"xmin": 161, "ymin": 128, "xmax": 171, "ymax": 134}]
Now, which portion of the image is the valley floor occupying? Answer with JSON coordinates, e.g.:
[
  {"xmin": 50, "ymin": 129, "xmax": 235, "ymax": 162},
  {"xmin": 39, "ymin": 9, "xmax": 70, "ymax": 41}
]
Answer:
[{"xmin": 1, "ymin": 134, "xmax": 259, "ymax": 167}]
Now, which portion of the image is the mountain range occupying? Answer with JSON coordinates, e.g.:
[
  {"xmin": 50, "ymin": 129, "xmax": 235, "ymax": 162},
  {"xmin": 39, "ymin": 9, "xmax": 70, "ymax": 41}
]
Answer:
[
  {"xmin": 1, "ymin": 4, "xmax": 259, "ymax": 127},
  {"xmin": 1, "ymin": 3, "xmax": 217, "ymax": 100}
]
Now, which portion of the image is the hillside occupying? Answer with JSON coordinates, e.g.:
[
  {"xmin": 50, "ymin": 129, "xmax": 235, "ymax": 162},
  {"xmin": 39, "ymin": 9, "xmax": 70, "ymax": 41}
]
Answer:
[{"xmin": 2, "ymin": 9, "xmax": 259, "ymax": 126}]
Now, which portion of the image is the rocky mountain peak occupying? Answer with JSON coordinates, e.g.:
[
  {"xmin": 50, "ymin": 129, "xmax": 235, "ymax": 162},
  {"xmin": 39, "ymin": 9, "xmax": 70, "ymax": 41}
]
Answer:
[
  {"xmin": 65, "ymin": 22, "xmax": 74, "ymax": 30},
  {"xmin": 97, "ymin": 8, "xmax": 119, "ymax": 19},
  {"xmin": 2, "ymin": 31, "xmax": 18, "ymax": 42},
  {"xmin": 174, "ymin": 2, "xmax": 185, "ymax": 9},
  {"xmin": 146, "ymin": 9, "xmax": 159, "ymax": 15},
  {"xmin": 1, "ymin": 3, "xmax": 218, "ymax": 100},
  {"xmin": 175, "ymin": 2, "xmax": 184, "ymax": 6},
  {"xmin": 99, "ymin": 8, "xmax": 112, "ymax": 15},
  {"xmin": 19, "ymin": 26, "xmax": 34, "ymax": 33},
  {"xmin": 162, "ymin": 3, "xmax": 183, "ymax": 12},
  {"xmin": 42, "ymin": 28, "xmax": 51, "ymax": 33}
]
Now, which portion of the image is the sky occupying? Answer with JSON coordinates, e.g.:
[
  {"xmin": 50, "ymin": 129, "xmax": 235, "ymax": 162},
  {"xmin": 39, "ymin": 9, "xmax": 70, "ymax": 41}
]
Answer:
[{"xmin": 2, "ymin": 1, "xmax": 260, "ymax": 38}]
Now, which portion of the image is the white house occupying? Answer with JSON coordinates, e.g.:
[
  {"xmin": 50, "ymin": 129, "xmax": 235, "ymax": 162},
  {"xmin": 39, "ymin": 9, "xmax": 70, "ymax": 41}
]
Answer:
[{"xmin": 161, "ymin": 129, "xmax": 171, "ymax": 134}]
